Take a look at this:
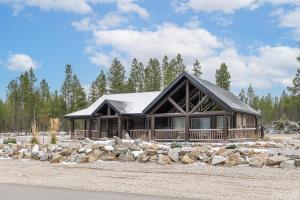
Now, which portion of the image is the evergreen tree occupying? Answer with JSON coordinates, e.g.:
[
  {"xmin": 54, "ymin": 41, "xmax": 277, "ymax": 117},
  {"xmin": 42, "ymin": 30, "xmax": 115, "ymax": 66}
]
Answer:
[
  {"xmin": 287, "ymin": 67, "xmax": 300, "ymax": 95},
  {"xmin": 144, "ymin": 58, "xmax": 161, "ymax": 91},
  {"xmin": 6, "ymin": 80, "xmax": 20, "ymax": 132},
  {"xmin": 247, "ymin": 84, "xmax": 255, "ymax": 106},
  {"xmin": 89, "ymin": 70, "xmax": 107, "ymax": 103},
  {"xmin": 49, "ymin": 90, "xmax": 63, "ymax": 118},
  {"xmin": 72, "ymin": 75, "xmax": 87, "ymax": 111},
  {"xmin": 162, "ymin": 55, "xmax": 173, "ymax": 88},
  {"xmin": 61, "ymin": 64, "xmax": 74, "ymax": 113},
  {"xmin": 238, "ymin": 89, "xmax": 248, "ymax": 103},
  {"xmin": 126, "ymin": 78, "xmax": 135, "ymax": 93},
  {"xmin": 215, "ymin": 63, "xmax": 231, "ymax": 90},
  {"xmin": 174, "ymin": 54, "xmax": 186, "ymax": 75},
  {"xmin": 108, "ymin": 58, "xmax": 126, "ymax": 93},
  {"xmin": 0, "ymin": 99, "xmax": 8, "ymax": 131},
  {"xmin": 192, "ymin": 59, "xmax": 202, "ymax": 78},
  {"xmin": 38, "ymin": 79, "xmax": 51, "ymax": 130},
  {"xmin": 128, "ymin": 58, "xmax": 144, "ymax": 92}
]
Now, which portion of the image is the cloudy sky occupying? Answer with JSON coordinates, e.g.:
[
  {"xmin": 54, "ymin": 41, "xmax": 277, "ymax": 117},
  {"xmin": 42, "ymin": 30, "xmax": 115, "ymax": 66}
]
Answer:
[{"xmin": 0, "ymin": 0, "xmax": 300, "ymax": 99}]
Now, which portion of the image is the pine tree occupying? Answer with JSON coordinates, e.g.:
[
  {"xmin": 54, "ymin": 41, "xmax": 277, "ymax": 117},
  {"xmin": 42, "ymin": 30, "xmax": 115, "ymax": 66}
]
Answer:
[
  {"xmin": 174, "ymin": 54, "xmax": 186, "ymax": 75},
  {"xmin": 72, "ymin": 75, "xmax": 87, "ymax": 111},
  {"xmin": 89, "ymin": 70, "xmax": 107, "ymax": 103},
  {"xmin": 6, "ymin": 80, "xmax": 20, "ymax": 132},
  {"xmin": 287, "ymin": 67, "xmax": 300, "ymax": 95},
  {"xmin": 38, "ymin": 79, "xmax": 51, "ymax": 130},
  {"xmin": 247, "ymin": 84, "xmax": 255, "ymax": 106},
  {"xmin": 192, "ymin": 59, "xmax": 202, "ymax": 78},
  {"xmin": 144, "ymin": 58, "xmax": 161, "ymax": 91},
  {"xmin": 49, "ymin": 90, "xmax": 62, "ymax": 118},
  {"xmin": 238, "ymin": 89, "xmax": 248, "ymax": 103},
  {"xmin": 162, "ymin": 55, "xmax": 173, "ymax": 88},
  {"xmin": 128, "ymin": 58, "xmax": 144, "ymax": 92},
  {"xmin": 0, "ymin": 99, "xmax": 8, "ymax": 131},
  {"xmin": 108, "ymin": 58, "xmax": 126, "ymax": 93},
  {"xmin": 126, "ymin": 78, "xmax": 135, "ymax": 93},
  {"xmin": 61, "ymin": 64, "xmax": 74, "ymax": 113},
  {"xmin": 215, "ymin": 63, "xmax": 231, "ymax": 90}
]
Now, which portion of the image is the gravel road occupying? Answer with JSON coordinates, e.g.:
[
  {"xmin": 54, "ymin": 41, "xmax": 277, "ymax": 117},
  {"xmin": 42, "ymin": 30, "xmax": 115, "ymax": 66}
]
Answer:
[{"xmin": 0, "ymin": 160, "xmax": 299, "ymax": 200}]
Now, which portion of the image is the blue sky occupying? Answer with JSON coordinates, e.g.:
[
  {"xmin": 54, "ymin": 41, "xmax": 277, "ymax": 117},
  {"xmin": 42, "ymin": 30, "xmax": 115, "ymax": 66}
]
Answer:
[{"xmin": 0, "ymin": 0, "xmax": 300, "ymax": 100}]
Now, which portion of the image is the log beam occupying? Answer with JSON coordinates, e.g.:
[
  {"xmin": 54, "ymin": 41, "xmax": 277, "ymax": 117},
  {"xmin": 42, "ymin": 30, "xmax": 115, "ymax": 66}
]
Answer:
[
  {"xmin": 168, "ymin": 98, "xmax": 186, "ymax": 114},
  {"xmin": 190, "ymin": 95, "xmax": 208, "ymax": 113}
]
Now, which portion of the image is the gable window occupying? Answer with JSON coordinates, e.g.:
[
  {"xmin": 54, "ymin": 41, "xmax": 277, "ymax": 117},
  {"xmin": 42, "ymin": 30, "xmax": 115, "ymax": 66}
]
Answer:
[
  {"xmin": 191, "ymin": 118, "xmax": 211, "ymax": 129},
  {"xmin": 173, "ymin": 117, "xmax": 185, "ymax": 129},
  {"xmin": 217, "ymin": 116, "xmax": 231, "ymax": 129}
]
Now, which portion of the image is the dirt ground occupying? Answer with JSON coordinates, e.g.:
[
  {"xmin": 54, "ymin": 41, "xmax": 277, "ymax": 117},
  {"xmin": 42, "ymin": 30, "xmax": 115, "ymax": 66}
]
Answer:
[{"xmin": 0, "ymin": 159, "xmax": 299, "ymax": 200}]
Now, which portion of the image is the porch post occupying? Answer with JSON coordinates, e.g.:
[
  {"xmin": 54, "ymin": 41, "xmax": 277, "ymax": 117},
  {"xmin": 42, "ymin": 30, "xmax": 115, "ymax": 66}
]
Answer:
[
  {"xmin": 151, "ymin": 116, "xmax": 155, "ymax": 140},
  {"xmin": 70, "ymin": 119, "xmax": 75, "ymax": 139},
  {"xmin": 98, "ymin": 117, "xmax": 101, "ymax": 138},
  {"xmin": 118, "ymin": 117, "xmax": 122, "ymax": 139},
  {"xmin": 223, "ymin": 115, "xmax": 228, "ymax": 140},
  {"xmin": 185, "ymin": 81, "xmax": 190, "ymax": 141},
  {"xmin": 84, "ymin": 120, "xmax": 87, "ymax": 137},
  {"xmin": 87, "ymin": 119, "xmax": 92, "ymax": 138}
]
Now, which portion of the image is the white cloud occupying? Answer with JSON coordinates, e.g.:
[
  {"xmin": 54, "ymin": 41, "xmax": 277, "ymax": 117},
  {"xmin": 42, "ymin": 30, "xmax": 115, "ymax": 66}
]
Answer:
[
  {"xmin": 87, "ymin": 23, "xmax": 298, "ymax": 91},
  {"xmin": 211, "ymin": 13, "xmax": 232, "ymax": 26},
  {"xmin": 116, "ymin": 0, "xmax": 149, "ymax": 19},
  {"xmin": 93, "ymin": 24, "xmax": 223, "ymax": 63},
  {"xmin": 71, "ymin": 17, "xmax": 93, "ymax": 31},
  {"xmin": 172, "ymin": 0, "xmax": 257, "ymax": 14},
  {"xmin": 7, "ymin": 54, "xmax": 38, "ymax": 71},
  {"xmin": 97, "ymin": 12, "xmax": 127, "ymax": 30},
  {"xmin": 278, "ymin": 7, "xmax": 300, "ymax": 39},
  {"xmin": 0, "ymin": 0, "xmax": 92, "ymax": 15}
]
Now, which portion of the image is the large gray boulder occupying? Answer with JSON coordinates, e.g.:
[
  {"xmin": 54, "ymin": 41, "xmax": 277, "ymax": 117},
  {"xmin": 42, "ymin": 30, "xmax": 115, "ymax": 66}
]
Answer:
[
  {"xmin": 212, "ymin": 155, "xmax": 227, "ymax": 165},
  {"xmin": 280, "ymin": 160, "xmax": 296, "ymax": 169},
  {"xmin": 168, "ymin": 148, "xmax": 180, "ymax": 163}
]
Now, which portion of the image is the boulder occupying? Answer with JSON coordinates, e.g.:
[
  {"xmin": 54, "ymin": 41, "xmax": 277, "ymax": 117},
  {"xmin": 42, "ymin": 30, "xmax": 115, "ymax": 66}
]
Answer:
[
  {"xmin": 130, "ymin": 144, "xmax": 141, "ymax": 151},
  {"xmin": 181, "ymin": 154, "xmax": 194, "ymax": 164},
  {"xmin": 150, "ymin": 144, "xmax": 159, "ymax": 151},
  {"xmin": 104, "ymin": 145, "xmax": 114, "ymax": 152},
  {"xmin": 88, "ymin": 152, "xmax": 99, "ymax": 162},
  {"xmin": 187, "ymin": 150, "xmax": 201, "ymax": 161},
  {"xmin": 124, "ymin": 133, "xmax": 131, "ymax": 140},
  {"xmin": 168, "ymin": 148, "xmax": 180, "ymax": 163},
  {"xmin": 212, "ymin": 155, "xmax": 227, "ymax": 165},
  {"xmin": 132, "ymin": 150, "xmax": 142, "ymax": 159},
  {"xmin": 39, "ymin": 152, "xmax": 49, "ymax": 161},
  {"xmin": 113, "ymin": 136, "xmax": 123, "ymax": 145},
  {"xmin": 78, "ymin": 147, "xmax": 85, "ymax": 153},
  {"xmin": 280, "ymin": 160, "xmax": 296, "ymax": 169},
  {"xmin": 138, "ymin": 153, "xmax": 150, "ymax": 162},
  {"xmin": 157, "ymin": 155, "xmax": 172, "ymax": 165},
  {"xmin": 85, "ymin": 148, "xmax": 93, "ymax": 154},
  {"xmin": 225, "ymin": 153, "xmax": 243, "ymax": 166},
  {"xmin": 199, "ymin": 153, "xmax": 210, "ymax": 163},
  {"xmin": 60, "ymin": 148, "xmax": 73, "ymax": 156},
  {"xmin": 50, "ymin": 154, "xmax": 63, "ymax": 163},
  {"xmin": 249, "ymin": 153, "xmax": 269, "ymax": 168},
  {"xmin": 144, "ymin": 149, "xmax": 156, "ymax": 156},
  {"xmin": 266, "ymin": 155, "xmax": 288, "ymax": 166},
  {"xmin": 149, "ymin": 155, "xmax": 158, "ymax": 162},
  {"xmin": 119, "ymin": 153, "xmax": 135, "ymax": 162},
  {"xmin": 100, "ymin": 153, "xmax": 116, "ymax": 161},
  {"xmin": 277, "ymin": 149, "xmax": 300, "ymax": 159},
  {"xmin": 294, "ymin": 159, "xmax": 300, "ymax": 167},
  {"xmin": 32, "ymin": 144, "xmax": 39, "ymax": 154},
  {"xmin": 195, "ymin": 146, "xmax": 210, "ymax": 153},
  {"xmin": 216, "ymin": 148, "xmax": 233, "ymax": 157},
  {"xmin": 179, "ymin": 147, "xmax": 193, "ymax": 156}
]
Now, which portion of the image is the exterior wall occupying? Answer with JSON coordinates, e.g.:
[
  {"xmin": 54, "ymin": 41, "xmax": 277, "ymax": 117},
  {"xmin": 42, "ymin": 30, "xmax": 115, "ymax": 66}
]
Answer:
[{"xmin": 235, "ymin": 113, "xmax": 256, "ymax": 128}]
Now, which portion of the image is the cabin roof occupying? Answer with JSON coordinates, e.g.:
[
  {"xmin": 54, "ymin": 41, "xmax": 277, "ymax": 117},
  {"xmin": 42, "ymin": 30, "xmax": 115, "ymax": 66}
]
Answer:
[
  {"xmin": 143, "ymin": 72, "xmax": 260, "ymax": 116},
  {"xmin": 64, "ymin": 91, "xmax": 160, "ymax": 118},
  {"xmin": 65, "ymin": 72, "xmax": 260, "ymax": 118}
]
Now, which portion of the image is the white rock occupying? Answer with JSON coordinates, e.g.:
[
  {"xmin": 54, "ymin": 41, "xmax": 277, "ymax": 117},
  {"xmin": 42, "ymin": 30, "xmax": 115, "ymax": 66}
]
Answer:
[
  {"xmin": 32, "ymin": 144, "xmax": 39, "ymax": 153},
  {"xmin": 132, "ymin": 150, "xmax": 143, "ymax": 158},
  {"xmin": 280, "ymin": 160, "xmax": 296, "ymax": 169},
  {"xmin": 104, "ymin": 145, "xmax": 114, "ymax": 152},
  {"xmin": 212, "ymin": 155, "xmax": 227, "ymax": 165}
]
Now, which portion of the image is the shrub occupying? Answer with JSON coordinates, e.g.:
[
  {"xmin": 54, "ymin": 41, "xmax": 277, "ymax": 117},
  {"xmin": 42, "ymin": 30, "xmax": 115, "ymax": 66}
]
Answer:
[
  {"xmin": 30, "ymin": 136, "xmax": 39, "ymax": 144},
  {"xmin": 170, "ymin": 142, "xmax": 182, "ymax": 149},
  {"xmin": 226, "ymin": 144, "xmax": 236, "ymax": 149},
  {"xmin": 50, "ymin": 134, "xmax": 57, "ymax": 144},
  {"xmin": 3, "ymin": 137, "xmax": 17, "ymax": 144}
]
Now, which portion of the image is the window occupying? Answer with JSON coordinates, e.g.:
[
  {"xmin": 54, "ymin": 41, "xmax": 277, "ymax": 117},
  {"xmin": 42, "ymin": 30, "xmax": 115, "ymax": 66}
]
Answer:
[
  {"xmin": 191, "ymin": 118, "xmax": 211, "ymax": 129},
  {"xmin": 217, "ymin": 116, "xmax": 230, "ymax": 129},
  {"xmin": 173, "ymin": 117, "xmax": 185, "ymax": 129}
]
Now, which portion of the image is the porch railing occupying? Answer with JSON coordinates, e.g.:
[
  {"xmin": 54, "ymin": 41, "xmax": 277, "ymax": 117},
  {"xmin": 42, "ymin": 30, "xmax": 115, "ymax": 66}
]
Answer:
[
  {"xmin": 154, "ymin": 129, "xmax": 185, "ymax": 141},
  {"xmin": 228, "ymin": 128, "xmax": 256, "ymax": 139},
  {"xmin": 90, "ymin": 130, "xmax": 99, "ymax": 139},
  {"xmin": 74, "ymin": 130, "xmax": 87, "ymax": 138},
  {"xmin": 189, "ymin": 129, "xmax": 223, "ymax": 141},
  {"xmin": 128, "ymin": 129, "xmax": 149, "ymax": 140}
]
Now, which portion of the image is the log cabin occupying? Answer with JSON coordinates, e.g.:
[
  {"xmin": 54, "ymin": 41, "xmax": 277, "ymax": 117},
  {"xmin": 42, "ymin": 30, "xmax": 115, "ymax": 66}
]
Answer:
[{"xmin": 65, "ymin": 72, "xmax": 261, "ymax": 141}]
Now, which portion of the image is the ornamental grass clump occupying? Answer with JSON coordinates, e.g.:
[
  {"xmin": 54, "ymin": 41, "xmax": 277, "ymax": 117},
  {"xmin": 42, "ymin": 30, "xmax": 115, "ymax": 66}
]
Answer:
[
  {"xmin": 30, "ymin": 121, "xmax": 39, "ymax": 144},
  {"xmin": 49, "ymin": 118, "xmax": 60, "ymax": 144}
]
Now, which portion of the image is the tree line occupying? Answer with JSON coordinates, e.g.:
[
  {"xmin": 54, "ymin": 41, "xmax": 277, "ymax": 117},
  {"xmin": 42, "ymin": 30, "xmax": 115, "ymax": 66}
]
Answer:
[{"xmin": 0, "ymin": 52, "xmax": 299, "ymax": 132}]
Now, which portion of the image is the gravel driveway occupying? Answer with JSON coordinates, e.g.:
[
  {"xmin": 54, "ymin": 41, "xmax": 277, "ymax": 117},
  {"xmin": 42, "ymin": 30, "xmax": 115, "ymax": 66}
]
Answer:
[{"xmin": 0, "ymin": 160, "xmax": 299, "ymax": 199}]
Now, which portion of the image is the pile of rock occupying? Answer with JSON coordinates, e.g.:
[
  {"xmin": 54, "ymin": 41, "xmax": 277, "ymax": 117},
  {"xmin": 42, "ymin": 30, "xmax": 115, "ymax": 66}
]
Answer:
[{"xmin": 1, "ymin": 136, "xmax": 300, "ymax": 169}]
